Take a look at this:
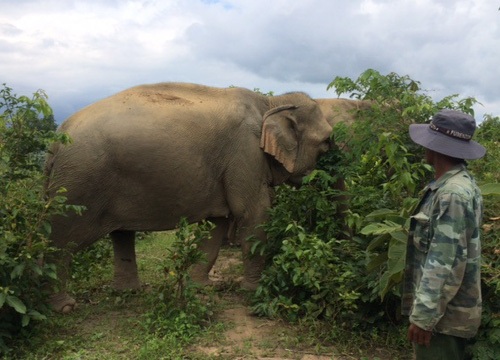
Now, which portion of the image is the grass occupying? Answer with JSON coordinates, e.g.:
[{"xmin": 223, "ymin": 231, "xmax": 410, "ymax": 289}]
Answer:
[{"xmin": 5, "ymin": 231, "xmax": 411, "ymax": 360}]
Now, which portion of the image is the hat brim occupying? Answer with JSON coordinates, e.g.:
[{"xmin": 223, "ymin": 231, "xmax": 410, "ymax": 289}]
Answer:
[{"xmin": 409, "ymin": 124, "xmax": 486, "ymax": 160}]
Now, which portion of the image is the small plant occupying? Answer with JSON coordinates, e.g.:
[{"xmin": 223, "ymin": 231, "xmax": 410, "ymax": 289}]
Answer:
[{"xmin": 143, "ymin": 218, "xmax": 216, "ymax": 341}]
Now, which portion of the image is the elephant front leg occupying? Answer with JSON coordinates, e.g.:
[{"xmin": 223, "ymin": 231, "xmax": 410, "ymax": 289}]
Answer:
[
  {"xmin": 239, "ymin": 224, "xmax": 266, "ymax": 291},
  {"xmin": 189, "ymin": 217, "xmax": 228, "ymax": 286},
  {"xmin": 49, "ymin": 252, "xmax": 77, "ymax": 313},
  {"xmin": 236, "ymin": 192, "xmax": 271, "ymax": 291},
  {"xmin": 111, "ymin": 230, "xmax": 141, "ymax": 290}
]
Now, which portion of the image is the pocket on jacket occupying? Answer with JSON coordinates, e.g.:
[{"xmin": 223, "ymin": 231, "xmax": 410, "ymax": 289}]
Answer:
[{"xmin": 411, "ymin": 212, "xmax": 430, "ymax": 253}]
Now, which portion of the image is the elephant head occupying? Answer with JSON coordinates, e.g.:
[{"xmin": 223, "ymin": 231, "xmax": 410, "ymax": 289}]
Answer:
[
  {"xmin": 260, "ymin": 96, "xmax": 332, "ymax": 185},
  {"xmin": 316, "ymin": 98, "xmax": 372, "ymax": 128}
]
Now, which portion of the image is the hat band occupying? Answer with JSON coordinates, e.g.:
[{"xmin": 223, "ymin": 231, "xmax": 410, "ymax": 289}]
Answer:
[{"xmin": 429, "ymin": 122, "xmax": 472, "ymax": 141}]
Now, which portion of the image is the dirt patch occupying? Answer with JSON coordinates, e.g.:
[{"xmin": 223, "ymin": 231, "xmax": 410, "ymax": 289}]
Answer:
[
  {"xmin": 193, "ymin": 248, "xmax": 345, "ymax": 360},
  {"xmin": 195, "ymin": 303, "xmax": 339, "ymax": 360}
]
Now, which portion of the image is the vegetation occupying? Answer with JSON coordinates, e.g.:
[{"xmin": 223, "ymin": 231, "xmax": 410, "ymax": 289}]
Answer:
[
  {"xmin": 1, "ymin": 71, "xmax": 498, "ymax": 358},
  {"xmin": 0, "ymin": 85, "xmax": 82, "ymax": 354},
  {"xmin": 252, "ymin": 70, "xmax": 500, "ymax": 358},
  {"xmin": 142, "ymin": 218, "xmax": 216, "ymax": 340}
]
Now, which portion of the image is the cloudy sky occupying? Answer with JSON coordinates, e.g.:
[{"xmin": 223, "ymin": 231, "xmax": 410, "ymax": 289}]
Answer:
[{"xmin": 1, "ymin": 0, "xmax": 499, "ymax": 123}]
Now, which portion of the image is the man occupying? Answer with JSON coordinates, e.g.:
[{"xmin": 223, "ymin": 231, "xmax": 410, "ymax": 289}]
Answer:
[{"xmin": 402, "ymin": 109, "xmax": 486, "ymax": 359}]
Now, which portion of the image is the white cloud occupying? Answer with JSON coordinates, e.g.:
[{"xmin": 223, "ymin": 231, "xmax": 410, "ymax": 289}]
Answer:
[{"xmin": 0, "ymin": 0, "xmax": 499, "ymax": 122}]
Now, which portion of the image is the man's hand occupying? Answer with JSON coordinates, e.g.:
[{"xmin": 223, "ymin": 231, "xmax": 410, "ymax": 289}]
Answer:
[{"xmin": 408, "ymin": 323, "xmax": 432, "ymax": 347}]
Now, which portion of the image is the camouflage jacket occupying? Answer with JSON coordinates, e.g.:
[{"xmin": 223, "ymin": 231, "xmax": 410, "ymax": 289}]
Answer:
[{"xmin": 401, "ymin": 164, "xmax": 483, "ymax": 338}]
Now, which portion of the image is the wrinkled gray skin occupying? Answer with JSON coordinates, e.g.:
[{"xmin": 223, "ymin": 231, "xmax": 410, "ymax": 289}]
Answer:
[{"xmin": 45, "ymin": 82, "xmax": 332, "ymax": 313}]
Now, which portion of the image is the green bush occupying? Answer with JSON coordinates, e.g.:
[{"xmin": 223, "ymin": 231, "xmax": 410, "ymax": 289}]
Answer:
[
  {"xmin": 143, "ymin": 219, "xmax": 216, "ymax": 341},
  {"xmin": 252, "ymin": 70, "xmax": 499, "ymax": 356},
  {"xmin": 467, "ymin": 115, "xmax": 500, "ymax": 359},
  {"xmin": 253, "ymin": 222, "xmax": 364, "ymax": 324},
  {"xmin": 0, "ymin": 85, "xmax": 80, "ymax": 355}
]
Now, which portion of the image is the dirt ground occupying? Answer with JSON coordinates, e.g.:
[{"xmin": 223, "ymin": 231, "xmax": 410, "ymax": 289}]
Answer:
[
  {"xmin": 190, "ymin": 248, "xmax": 401, "ymax": 360},
  {"xmin": 192, "ymin": 249, "xmax": 338, "ymax": 359}
]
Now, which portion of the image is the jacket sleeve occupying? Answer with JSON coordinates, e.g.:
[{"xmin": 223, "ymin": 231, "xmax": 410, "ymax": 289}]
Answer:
[{"xmin": 409, "ymin": 191, "xmax": 469, "ymax": 331}]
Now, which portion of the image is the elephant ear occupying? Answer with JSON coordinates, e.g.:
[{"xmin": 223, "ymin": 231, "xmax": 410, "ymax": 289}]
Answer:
[{"xmin": 260, "ymin": 104, "xmax": 298, "ymax": 173}]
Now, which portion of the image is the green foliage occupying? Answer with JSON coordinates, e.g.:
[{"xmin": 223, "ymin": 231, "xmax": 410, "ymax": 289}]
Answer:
[
  {"xmin": 253, "ymin": 166, "xmax": 347, "ymax": 259},
  {"xmin": 470, "ymin": 114, "xmax": 500, "ymax": 184},
  {"xmin": 0, "ymin": 84, "xmax": 80, "ymax": 355},
  {"xmin": 70, "ymin": 237, "xmax": 112, "ymax": 284},
  {"xmin": 0, "ymin": 85, "xmax": 62, "ymax": 176},
  {"xmin": 253, "ymin": 222, "xmax": 363, "ymax": 324},
  {"xmin": 466, "ymin": 114, "xmax": 500, "ymax": 359},
  {"xmin": 252, "ymin": 69, "xmax": 499, "ymax": 355},
  {"xmin": 363, "ymin": 207, "xmax": 411, "ymax": 300},
  {"xmin": 143, "ymin": 219, "xmax": 216, "ymax": 341}
]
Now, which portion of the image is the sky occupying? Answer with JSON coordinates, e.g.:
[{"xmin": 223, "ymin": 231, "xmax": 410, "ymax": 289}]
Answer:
[{"xmin": 1, "ymin": 0, "xmax": 499, "ymax": 124}]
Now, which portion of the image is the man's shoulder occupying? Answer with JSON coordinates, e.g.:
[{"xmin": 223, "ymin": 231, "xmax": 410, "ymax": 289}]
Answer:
[{"xmin": 437, "ymin": 169, "xmax": 479, "ymax": 199}]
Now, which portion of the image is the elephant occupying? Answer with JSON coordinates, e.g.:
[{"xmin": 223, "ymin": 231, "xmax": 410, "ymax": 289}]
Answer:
[
  {"xmin": 316, "ymin": 97, "xmax": 372, "ymax": 130},
  {"xmin": 44, "ymin": 82, "xmax": 333, "ymax": 313},
  {"xmin": 221, "ymin": 97, "xmax": 372, "ymax": 246}
]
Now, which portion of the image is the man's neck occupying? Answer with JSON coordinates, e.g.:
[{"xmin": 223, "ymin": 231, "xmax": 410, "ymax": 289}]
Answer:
[{"xmin": 434, "ymin": 156, "xmax": 462, "ymax": 180}]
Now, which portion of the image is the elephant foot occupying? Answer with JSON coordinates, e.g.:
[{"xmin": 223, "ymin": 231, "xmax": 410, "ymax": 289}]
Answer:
[
  {"xmin": 50, "ymin": 292, "xmax": 77, "ymax": 314},
  {"xmin": 190, "ymin": 275, "xmax": 215, "ymax": 288},
  {"xmin": 241, "ymin": 279, "xmax": 259, "ymax": 291},
  {"xmin": 111, "ymin": 277, "xmax": 141, "ymax": 291},
  {"xmin": 189, "ymin": 265, "xmax": 213, "ymax": 287}
]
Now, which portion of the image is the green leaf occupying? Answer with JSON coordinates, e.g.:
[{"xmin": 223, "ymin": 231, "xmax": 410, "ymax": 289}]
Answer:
[
  {"xmin": 366, "ymin": 233, "xmax": 389, "ymax": 251},
  {"xmin": 387, "ymin": 238, "xmax": 406, "ymax": 275},
  {"xmin": 366, "ymin": 252, "xmax": 388, "ymax": 272},
  {"xmin": 6, "ymin": 295, "xmax": 27, "ymax": 314},
  {"xmin": 11, "ymin": 263, "xmax": 25, "ymax": 279},
  {"xmin": 27, "ymin": 310, "xmax": 47, "ymax": 321},
  {"xmin": 360, "ymin": 221, "xmax": 402, "ymax": 236},
  {"xmin": 480, "ymin": 183, "xmax": 500, "ymax": 196},
  {"xmin": 365, "ymin": 209, "xmax": 397, "ymax": 221},
  {"xmin": 42, "ymin": 220, "xmax": 52, "ymax": 235},
  {"xmin": 389, "ymin": 230, "xmax": 408, "ymax": 243},
  {"xmin": 21, "ymin": 314, "xmax": 30, "ymax": 327}
]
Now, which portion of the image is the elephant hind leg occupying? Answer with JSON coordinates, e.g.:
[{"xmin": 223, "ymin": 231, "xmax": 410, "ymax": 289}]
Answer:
[{"xmin": 111, "ymin": 230, "xmax": 141, "ymax": 290}]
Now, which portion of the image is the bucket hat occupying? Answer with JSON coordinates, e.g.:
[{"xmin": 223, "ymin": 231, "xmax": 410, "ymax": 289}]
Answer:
[{"xmin": 409, "ymin": 109, "xmax": 486, "ymax": 160}]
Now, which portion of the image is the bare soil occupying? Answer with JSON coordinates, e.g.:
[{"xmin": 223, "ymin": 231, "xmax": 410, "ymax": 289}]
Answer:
[{"xmin": 189, "ymin": 248, "xmax": 403, "ymax": 360}]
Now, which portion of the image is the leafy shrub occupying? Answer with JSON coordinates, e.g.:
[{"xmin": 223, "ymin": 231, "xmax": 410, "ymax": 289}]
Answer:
[
  {"xmin": 467, "ymin": 114, "xmax": 500, "ymax": 359},
  {"xmin": 253, "ymin": 222, "xmax": 364, "ymax": 324},
  {"xmin": 252, "ymin": 70, "xmax": 499, "ymax": 355},
  {"xmin": 143, "ymin": 219, "xmax": 216, "ymax": 341},
  {"xmin": 0, "ymin": 85, "xmax": 80, "ymax": 355}
]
